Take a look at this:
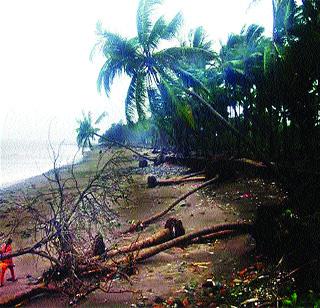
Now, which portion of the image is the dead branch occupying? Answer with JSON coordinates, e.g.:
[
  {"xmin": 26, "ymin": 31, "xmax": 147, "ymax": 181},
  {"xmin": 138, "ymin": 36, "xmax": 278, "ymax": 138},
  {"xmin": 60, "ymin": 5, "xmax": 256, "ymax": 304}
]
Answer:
[{"xmin": 191, "ymin": 229, "xmax": 242, "ymax": 244}]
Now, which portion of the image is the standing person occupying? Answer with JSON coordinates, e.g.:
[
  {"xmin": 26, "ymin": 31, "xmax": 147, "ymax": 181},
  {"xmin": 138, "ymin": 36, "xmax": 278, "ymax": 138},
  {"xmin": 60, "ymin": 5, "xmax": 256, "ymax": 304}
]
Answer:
[{"xmin": 0, "ymin": 238, "xmax": 16, "ymax": 287}]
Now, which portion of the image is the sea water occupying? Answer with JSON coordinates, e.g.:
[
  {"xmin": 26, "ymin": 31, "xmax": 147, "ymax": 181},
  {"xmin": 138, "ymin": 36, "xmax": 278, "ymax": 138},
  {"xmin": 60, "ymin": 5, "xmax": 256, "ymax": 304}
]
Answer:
[{"xmin": 0, "ymin": 139, "xmax": 82, "ymax": 188}]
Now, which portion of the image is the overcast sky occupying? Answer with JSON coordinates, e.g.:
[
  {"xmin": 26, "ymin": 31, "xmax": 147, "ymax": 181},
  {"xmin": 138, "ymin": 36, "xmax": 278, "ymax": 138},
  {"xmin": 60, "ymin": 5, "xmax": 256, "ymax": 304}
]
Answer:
[{"xmin": 0, "ymin": 0, "xmax": 272, "ymax": 143}]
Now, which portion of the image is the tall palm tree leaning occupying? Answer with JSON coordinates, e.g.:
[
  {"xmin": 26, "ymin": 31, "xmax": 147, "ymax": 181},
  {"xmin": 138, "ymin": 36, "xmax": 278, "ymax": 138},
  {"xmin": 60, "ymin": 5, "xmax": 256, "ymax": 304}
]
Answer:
[
  {"xmin": 94, "ymin": 0, "xmax": 245, "ymax": 143},
  {"xmin": 76, "ymin": 112, "xmax": 155, "ymax": 161}
]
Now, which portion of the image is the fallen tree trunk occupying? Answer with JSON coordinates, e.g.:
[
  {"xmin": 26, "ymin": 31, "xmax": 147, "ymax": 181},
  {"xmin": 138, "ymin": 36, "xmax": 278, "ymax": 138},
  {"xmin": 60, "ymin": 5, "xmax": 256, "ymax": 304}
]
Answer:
[
  {"xmin": 109, "ymin": 222, "xmax": 252, "ymax": 266},
  {"xmin": 106, "ymin": 218, "xmax": 185, "ymax": 259},
  {"xmin": 3, "ymin": 223, "xmax": 251, "ymax": 305},
  {"xmin": 181, "ymin": 170, "xmax": 205, "ymax": 180},
  {"xmin": 106, "ymin": 229, "xmax": 172, "ymax": 258},
  {"xmin": 191, "ymin": 229, "xmax": 241, "ymax": 244},
  {"xmin": 81, "ymin": 222, "xmax": 252, "ymax": 277},
  {"xmin": 95, "ymin": 224, "xmax": 238, "ymax": 263},
  {"xmin": 100, "ymin": 225, "xmax": 236, "ymax": 262},
  {"xmin": 0, "ymin": 283, "xmax": 58, "ymax": 307},
  {"xmin": 124, "ymin": 175, "xmax": 219, "ymax": 233},
  {"xmin": 147, "ymin": 175, "xmax": 206, "ymax": 188},
  {"xmin": 133, "ymin": 222, "xmax": 252, "ymax": 263}
]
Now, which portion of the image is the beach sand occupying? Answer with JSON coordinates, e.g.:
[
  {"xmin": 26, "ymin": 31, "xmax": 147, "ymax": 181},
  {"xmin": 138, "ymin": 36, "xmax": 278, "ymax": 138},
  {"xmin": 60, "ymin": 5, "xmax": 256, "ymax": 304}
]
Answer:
[{"xmin": 0, "ymin": 147, "xmax": 283, "ymax": 306}]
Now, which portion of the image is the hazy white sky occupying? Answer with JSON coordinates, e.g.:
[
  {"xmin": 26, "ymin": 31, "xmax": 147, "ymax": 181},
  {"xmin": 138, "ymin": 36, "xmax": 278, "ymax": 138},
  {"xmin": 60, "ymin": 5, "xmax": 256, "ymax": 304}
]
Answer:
[{"xmin": 0, "ymin": 0, "xmax": 272, "ymax": 143}]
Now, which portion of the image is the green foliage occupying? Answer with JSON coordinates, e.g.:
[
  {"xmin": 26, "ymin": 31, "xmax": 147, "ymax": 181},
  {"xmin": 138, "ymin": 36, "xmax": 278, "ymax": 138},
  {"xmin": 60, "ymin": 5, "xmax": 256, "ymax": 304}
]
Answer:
[
  {"xmin": 95, "ymin": 0, "xmax": 222, "ymax": 152},
  {"xmin": 282, "ymin": 290, "xmax": 320, "ymax": 307},
  {"xmin": 282, "ymin": 291, "xmax": 298, "ymax": 306},
  {"xmin": 92, "ymin": 0, "xmax": 320, "ymax": 163},
  {"xmin": 100, "ymin": 120, "xmax": 155, "ymax": 148}
]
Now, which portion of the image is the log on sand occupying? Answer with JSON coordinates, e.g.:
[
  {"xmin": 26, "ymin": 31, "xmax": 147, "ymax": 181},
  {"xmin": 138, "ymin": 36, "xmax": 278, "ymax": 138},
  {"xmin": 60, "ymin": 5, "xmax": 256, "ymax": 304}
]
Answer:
[
  {"xmin": 147, "ymin": 175, "xmax": 206, "ymax": 188},
  {"xmin": 125, "ymin": 222, "xmax": 253, "ymax": 263},
  {"xmin": 0, "ymin": 283, "xmax": 58, "ymax": 307},
  {"xmin": 125, "ymin": 175, "xmax": 219, "ymax": 233},
  {"xmin": 105, "ymin": 218, "xmax": 185, "ymax": 258}
]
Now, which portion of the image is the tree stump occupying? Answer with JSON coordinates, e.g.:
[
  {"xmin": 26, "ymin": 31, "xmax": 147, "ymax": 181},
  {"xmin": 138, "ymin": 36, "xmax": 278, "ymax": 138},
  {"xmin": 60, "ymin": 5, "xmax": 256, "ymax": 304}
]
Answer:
[
  {"xmin": 147, "ymin": 176, "xmax": 158, "ymax": 188},
  {"xmin": 164, "ymin": 218, "xmax": 185, "ymax": 238},
  {"xmin": 92, "ymin": 233, "xmax": 105, "ymax": 257},
  {"xmin": 139, "ymin": 159, "xmax": 148, "ymax": 168}
]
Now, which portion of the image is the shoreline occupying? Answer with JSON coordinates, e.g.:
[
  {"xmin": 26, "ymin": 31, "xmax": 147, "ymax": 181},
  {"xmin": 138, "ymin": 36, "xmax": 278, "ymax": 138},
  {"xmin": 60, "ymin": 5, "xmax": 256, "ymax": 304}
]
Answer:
[{"xmin": 0, "ymin": 150, "xmax": 91, "ymax": 197}]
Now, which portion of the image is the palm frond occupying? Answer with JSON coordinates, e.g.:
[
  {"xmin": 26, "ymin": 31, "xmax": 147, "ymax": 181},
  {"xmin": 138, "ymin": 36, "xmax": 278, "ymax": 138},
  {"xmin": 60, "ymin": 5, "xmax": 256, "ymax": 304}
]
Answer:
[
  {"xmin": 161, "ymin": 78, "xmax": 195, "ymax": 129},
  {"xmin": 97, "ymin": 33, "xmax": 140, "ymax": 95},
  {"xmin": 95, "ymin": 112, "xmax": 108, "ymax": 125},
  {"xmin": 171, "ymin": 66, "xmax": 209, "ymax": 94},
  {"xmin": 155, "ymin": 47, "xmax": 218, "ymax": 66},
  {"xmin": 244, "ymin": 24, "xmax": 265, "ymax": 46},
  {"xmin": 137, "ymin": 0, "xmax": 163, "ymax": 51},
  {"xmin": 147, "ymin": 16, "xmax": 167, "ymax": 50},
  {"xmin": 124, "ymin": 72, "xmax": 148, "ymax": 124},
  {"xmin": 162, "ymin": 12, "xmax": 183, "ymax": 40},
  {"xmin": 100, "ymin": 32, "xmax": 138, "ymax": 62},
  {"xmin": 176, "ymin": 102, "xmax": 196, "ymax": 129},
  {"xmin": 192, "ymin": 26, "xmax": 212, "ymax": 50},
  {"xmin": 97, "ymin": 59, "xmax": 122, "ymax": 95}
]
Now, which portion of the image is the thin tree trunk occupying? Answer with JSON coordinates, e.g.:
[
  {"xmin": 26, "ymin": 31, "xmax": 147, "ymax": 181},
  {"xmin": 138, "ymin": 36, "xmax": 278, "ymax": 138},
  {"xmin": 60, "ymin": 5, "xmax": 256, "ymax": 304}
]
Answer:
[
  {"xmin": 149, "ymin": 176, "xmax": 206, "ymax": 187},
  {"xmin": 180, "ymin": 170, "xmax": 205, "ymax": 179}
]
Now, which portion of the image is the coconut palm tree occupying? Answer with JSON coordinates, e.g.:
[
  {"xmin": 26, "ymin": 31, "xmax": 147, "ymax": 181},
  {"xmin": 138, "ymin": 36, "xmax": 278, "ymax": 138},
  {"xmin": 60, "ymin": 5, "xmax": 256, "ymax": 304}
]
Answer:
[
  {"xmin": 76, "ymin": 112, "xmax": 100, "ymax": 151},
  {"xmin": 95, "ymin": 0, "xmax": 244, "ymax": 140},
  {"xmin": 76, "ymin": 112, "xmax": 155, "ymax": 161}
]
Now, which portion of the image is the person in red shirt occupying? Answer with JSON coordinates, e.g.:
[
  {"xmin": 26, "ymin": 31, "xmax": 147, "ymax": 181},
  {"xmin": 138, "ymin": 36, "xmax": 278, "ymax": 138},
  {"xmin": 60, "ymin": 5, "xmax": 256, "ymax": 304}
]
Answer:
[{"xmin": 0, "ymin": 238, "xmax": 16, "ymax": 287}]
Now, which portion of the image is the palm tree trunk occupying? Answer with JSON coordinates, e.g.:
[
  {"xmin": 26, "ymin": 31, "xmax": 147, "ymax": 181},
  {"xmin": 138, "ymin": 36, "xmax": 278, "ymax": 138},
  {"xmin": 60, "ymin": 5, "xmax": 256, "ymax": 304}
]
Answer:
[{"xmin": 118, "ymin": 222, "xmax": 253, "ymax": 264}]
